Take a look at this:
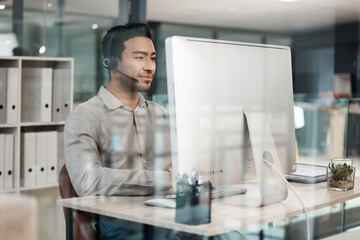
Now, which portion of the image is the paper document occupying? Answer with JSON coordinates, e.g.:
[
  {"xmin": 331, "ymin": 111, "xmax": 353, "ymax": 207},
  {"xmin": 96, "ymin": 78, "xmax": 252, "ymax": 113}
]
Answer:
[{"xmin": 290, "ymin": 165, "xmax": 327, "ymax": 177}]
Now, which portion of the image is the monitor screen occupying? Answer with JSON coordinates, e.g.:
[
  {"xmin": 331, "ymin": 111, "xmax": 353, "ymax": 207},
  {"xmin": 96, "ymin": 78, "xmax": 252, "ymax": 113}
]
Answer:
[{"xmin": 165, "ymin": 36, "xmax": 297, "ymax": 189}]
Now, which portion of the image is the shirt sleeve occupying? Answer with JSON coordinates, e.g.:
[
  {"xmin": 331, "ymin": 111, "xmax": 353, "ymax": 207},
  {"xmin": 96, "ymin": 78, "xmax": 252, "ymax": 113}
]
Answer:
[{"xmin": 63, "ymin": 106, "xmax": 170, "ymax": 197}]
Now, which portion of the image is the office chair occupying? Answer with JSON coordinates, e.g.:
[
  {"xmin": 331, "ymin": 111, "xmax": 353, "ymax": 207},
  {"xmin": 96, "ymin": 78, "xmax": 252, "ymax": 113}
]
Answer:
[{"xmin": 59, "ymin": 164, "xmax": 98, "ymax": 240}]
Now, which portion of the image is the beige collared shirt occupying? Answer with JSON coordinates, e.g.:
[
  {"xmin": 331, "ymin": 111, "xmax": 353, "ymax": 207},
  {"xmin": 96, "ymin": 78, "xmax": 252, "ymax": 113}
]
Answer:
[{"xmin": 64, "ymin": 86, "xmax": 171, "ymax": 196}]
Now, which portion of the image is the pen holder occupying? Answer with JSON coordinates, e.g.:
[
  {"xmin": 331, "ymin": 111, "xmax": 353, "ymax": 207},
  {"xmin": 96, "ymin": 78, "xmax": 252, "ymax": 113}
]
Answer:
[{"xmin": 175, "ymin": 180, "xmax": 211, "ymax": 225}]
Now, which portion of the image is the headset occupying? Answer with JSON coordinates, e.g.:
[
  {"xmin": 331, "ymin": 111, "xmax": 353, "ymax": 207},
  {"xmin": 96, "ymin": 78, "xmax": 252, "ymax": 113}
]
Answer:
[{"xmin": 102, "ymin": 30, "xmax": 139, "ymax": 82}]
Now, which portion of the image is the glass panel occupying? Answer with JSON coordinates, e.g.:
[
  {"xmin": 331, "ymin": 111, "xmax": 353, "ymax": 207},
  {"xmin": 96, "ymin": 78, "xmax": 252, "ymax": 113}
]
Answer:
[
  {"xmin": 266, "ymin": 35, "xmax": 293, "ymax": 47},
  {"xmin": 152, "ymin": 24, "xmax": 214, "ymax": 97},
  {"xmin": 344, "ymin": 198, "xmax": 360, "ymax": 230},
  {"xmin": 346, "ymin": 98, "xmax": 360, "ymax": 174},
  {"xmin": 239, "ymin": 204, "xmax": 345, "ymax": 239},
  {"xmin": 1, "ymin": 6, "xmax": 114, "ymax": 103},
  {"xmin": 217, "ymin": 31, "xmax": 263, "ymax": 43},
  {"xmin": 294, "ymin": 95, "xmax": 349, "ymax": 166}
]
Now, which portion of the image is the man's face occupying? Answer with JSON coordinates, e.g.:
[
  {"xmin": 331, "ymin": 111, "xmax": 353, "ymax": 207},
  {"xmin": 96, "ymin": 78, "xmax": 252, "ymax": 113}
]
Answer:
[{"xmin": 116, "ymin": 36, "xmax": 156, "ymax": 92}]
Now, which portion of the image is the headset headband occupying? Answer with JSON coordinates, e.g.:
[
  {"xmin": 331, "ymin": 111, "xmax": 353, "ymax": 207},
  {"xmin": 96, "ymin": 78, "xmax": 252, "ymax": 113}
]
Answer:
[{"xmin": 103, "ymin": 31, "xmax": 116, "ymax": 69}]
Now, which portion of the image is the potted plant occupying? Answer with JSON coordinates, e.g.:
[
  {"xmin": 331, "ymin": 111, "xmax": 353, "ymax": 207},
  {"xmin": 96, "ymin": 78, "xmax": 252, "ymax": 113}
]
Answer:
[{"xmin": 327, "ymin": 161, "xmax": 355, "ymax": 191}]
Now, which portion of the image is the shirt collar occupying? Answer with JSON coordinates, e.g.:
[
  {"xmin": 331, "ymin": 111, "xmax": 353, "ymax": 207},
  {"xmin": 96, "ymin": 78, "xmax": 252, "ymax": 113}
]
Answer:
[
  {"xmin": 98, "ymin": 86, "xmax": 148, "ymax": 110},
  {"xmin": 137, "ymin": 93, "xmax": 147, "ymax": 108}
]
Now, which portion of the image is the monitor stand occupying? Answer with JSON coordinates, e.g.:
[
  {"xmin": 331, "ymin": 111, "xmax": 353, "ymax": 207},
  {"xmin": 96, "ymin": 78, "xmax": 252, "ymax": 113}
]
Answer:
[{"xmin": 243, "ymin": 109, "xmax": 288, "ymax": 207}]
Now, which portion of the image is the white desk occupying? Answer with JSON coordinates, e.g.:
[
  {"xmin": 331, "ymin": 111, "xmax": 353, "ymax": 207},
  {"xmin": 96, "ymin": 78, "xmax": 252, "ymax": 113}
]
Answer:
[{"xmin": 57, "ymin": 178, "xmax": 360, "ymax": 238}]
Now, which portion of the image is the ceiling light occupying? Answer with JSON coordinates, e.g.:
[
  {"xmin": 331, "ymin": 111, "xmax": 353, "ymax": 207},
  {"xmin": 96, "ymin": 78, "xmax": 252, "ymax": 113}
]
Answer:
[
  {"xmin": 0, "ymin": 5, "xmax": 6, "ymax": 9},
  {"xmin": 92, "ymin": 24, "xmax": 98, "ymax": 30},
  {"xmin": 39, "ymin": 45, "xmax": 46, "ymax": 54}
]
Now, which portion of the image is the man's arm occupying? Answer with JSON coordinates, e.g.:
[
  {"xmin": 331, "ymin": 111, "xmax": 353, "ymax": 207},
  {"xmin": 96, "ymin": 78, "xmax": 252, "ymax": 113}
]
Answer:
[{"xmin": 63, "ymin": 107, "xmax": 170, "ymax": 197}]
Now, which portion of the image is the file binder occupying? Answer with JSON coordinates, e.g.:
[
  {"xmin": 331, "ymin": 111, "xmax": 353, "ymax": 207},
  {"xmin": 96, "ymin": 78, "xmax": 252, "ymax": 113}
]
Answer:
[
  {"xmin": 47, "ymin": 131, "xmax": 58, "ymax": 184},
  {"xmin": 36, "ymin": 131, "xmax": 47, "ymax": 186},
  {"xmin": 52, "ymin": 69, "xmax": 71, "ymax": 121},
  {"xmin": 61, "ymin": 69, "xmax": 71, "ymax": 120},
  {"xmin": 52, "ymin": 69, "xmax": 63, "ymax": 122},
  {"xmin": 21, "ymin": 132, "xmax": 36, "ymax": 188},
  {"xmin": 4, "ymin": 133, "xmax": 14, "ymax": 190},
  {"xmin": 57, "ymin": 131, "xmax": 64, "ymax": 176},
  {"xmin": 6, "ymin": 68, "xmax": 19, "ymax": 124},
  {"xmin": 0, "ymin": 134, "xmax": 4, "ymax": 191},
  {"xmin": 22, "ymin": 68, "xmax": 53, "ymax": 122},
  {"xmin": 0, "ymin": 68, "xmax": 7, "ymax": 123}
]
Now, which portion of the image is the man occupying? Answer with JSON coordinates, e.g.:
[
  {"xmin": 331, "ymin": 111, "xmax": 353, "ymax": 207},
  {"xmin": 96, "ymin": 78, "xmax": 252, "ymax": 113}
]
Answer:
[{"xmin": 64, "ymin": 23, "xmax": 172, "ymax": 239}]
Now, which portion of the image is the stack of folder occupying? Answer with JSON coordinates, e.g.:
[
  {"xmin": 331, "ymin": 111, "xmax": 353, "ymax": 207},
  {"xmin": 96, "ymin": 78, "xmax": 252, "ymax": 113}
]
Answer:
[
  {"xmin": 21, "ymin": 67, "xmax": 71, "ymax": 123},
  {"xmin": 1, "ymin": 67, "xmax": 71, "ymax": 124},
  {"xmin": 0, "ymin": 133, "xmax": 14, "ymax": 191},
  {"xmin": 21, "ymin": 131, "xmax": 59, "ymax": 188},
  {"xmin": 0, "ymin": 67, "xmax": 19, "ymax": 124},
  {"xmin": 1, "ymin": 63, "xmax": 72, "ymax": 191},
  {"xmin": 52, "ymin": 68, "xmax": 71, "ymax": 122}
]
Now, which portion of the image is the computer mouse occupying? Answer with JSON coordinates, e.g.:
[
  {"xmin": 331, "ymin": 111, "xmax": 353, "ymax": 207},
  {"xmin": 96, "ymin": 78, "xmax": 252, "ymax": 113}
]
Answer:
[{"xmin": 144, "ymin": 198, "xmax": 176, "ymax": 208}]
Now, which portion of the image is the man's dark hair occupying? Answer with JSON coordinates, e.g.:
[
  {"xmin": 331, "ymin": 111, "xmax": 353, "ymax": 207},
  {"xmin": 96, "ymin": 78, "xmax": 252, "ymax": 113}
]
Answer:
[{"xmin": 102, "ymin": 23, "xmax": 152, "ymax": 61}]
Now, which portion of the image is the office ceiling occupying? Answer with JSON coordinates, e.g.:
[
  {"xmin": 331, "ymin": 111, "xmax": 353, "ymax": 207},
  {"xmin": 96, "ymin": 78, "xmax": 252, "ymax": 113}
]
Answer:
[
  {"xmin": 3, "ymin": 0, "xmax": 360, "ymax": 34},
  {"xmin": 147, "ymin": 0, "xmax": 360, "ymax": 34}
]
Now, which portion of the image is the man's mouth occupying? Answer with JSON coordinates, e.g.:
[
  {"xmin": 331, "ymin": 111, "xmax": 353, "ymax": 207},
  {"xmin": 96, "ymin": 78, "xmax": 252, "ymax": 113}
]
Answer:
[{"xmin": 140, "ymin": 75, "xmax": 153, "ymax": 81}]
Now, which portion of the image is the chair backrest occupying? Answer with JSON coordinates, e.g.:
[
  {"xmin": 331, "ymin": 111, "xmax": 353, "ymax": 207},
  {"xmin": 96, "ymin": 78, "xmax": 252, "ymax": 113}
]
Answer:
[
  {"xmin": 59, "ymin": 164, "xmax": 98, "ymax": 240},
  {"xmin": 59, "ymin": 164, "xmax": 79, "ymax": 199}
]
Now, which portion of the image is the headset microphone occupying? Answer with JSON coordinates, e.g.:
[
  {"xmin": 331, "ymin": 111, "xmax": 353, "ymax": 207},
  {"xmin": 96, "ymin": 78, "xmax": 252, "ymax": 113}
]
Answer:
[
  {"xmin": 113, "ymin": 68, "xmax": 139, "ymax": 83},
  {"xmin": 103, "ymin": 58, "xmax": 139, "ymax": 83}
]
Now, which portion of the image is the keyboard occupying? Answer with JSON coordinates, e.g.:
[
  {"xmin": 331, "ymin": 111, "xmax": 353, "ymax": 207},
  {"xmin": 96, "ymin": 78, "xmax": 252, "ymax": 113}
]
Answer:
[
  {"xmin": 211, "ymin": 184, "xmax": 247, "ymax": 198},
  {"xmin": 166, "ymin": 184, "xmax": 247, "ymax": 199}
]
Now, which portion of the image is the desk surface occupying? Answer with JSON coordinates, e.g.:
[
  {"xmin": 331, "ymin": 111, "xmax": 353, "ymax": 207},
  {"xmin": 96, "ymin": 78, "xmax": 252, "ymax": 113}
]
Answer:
[{"xmin": 57, "ymin": 177, "xmax": 360, "ymax": 236}]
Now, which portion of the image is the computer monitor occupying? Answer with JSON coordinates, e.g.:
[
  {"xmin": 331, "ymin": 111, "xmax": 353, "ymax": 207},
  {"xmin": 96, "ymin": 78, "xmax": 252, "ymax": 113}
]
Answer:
[{"xmin": 165, "ymin": 36, "xmax": 297, "ymax": 204}]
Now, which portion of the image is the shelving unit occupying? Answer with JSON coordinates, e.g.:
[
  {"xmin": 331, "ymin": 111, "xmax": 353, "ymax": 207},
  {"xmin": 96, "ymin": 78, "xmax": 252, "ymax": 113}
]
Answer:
[{"xmin": 0, "ymin": 56, "xmax": 73, "ymax": 195}]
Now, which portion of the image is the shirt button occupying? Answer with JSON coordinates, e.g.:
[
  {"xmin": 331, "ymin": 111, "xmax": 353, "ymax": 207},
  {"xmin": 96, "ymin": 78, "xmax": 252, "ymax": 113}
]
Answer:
[{"xmin": 144, "ymin": 159, "xmax": 147, "ymax": 164}]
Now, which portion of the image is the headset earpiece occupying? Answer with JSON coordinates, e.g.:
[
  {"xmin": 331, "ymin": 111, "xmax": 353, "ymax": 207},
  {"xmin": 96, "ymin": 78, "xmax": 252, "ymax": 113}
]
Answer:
[{"xmin": 103, "ymin": 56, "xmax": 117, "ymax": 69}]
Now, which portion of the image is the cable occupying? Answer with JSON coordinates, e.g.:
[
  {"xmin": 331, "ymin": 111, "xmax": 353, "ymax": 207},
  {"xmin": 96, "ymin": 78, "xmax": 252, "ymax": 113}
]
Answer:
[{"xmin": 262, "ymin": 159, "xmax": 310, "ymax": 240}]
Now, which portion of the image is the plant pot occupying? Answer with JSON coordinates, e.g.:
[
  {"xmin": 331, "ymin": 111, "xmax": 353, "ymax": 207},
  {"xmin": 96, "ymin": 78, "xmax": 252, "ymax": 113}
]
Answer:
[{"xmin": 327, "ymin": 165, "xmax": 355, "ymax": 191}]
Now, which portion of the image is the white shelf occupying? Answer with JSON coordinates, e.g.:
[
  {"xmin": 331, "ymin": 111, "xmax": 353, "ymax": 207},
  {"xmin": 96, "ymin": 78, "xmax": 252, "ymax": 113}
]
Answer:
[
  {"xmin": 20, "ymin": 121, "xmax": 66, "ymax": 127},
  {"xmin": 0, "ymin": 189, "xmax": 16, "ymax": 194},
  {"xmin": 0, "ymin": 56, "xmax": 73, "ymax": 62},
  {"xmin": 0, "ymin": 124, "xmax": 17, "ymax": 128},
  {"xmin": 0, "ymin": 56, "xmax": 73, "ymax": 193},
  {"xmin": 20, "ymin": 184, "xmax": 59, "ymax": 192}
]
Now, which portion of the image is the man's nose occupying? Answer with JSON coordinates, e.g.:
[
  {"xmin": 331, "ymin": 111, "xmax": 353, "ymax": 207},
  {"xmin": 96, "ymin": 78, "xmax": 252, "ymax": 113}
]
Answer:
[{"xmin": 144, "ymin": 58, "xmax": 155, "ymax": 72}]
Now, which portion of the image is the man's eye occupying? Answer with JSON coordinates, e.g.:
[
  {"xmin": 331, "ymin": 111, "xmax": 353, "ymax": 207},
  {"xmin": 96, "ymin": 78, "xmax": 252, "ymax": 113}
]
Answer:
[
  {"xmin": 151, "ymin": 57, "xmax": 156, "ymax": 61},
  {"xmin": 135, "ymin": 56, "xmax": 143, "ymax": 60}
]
